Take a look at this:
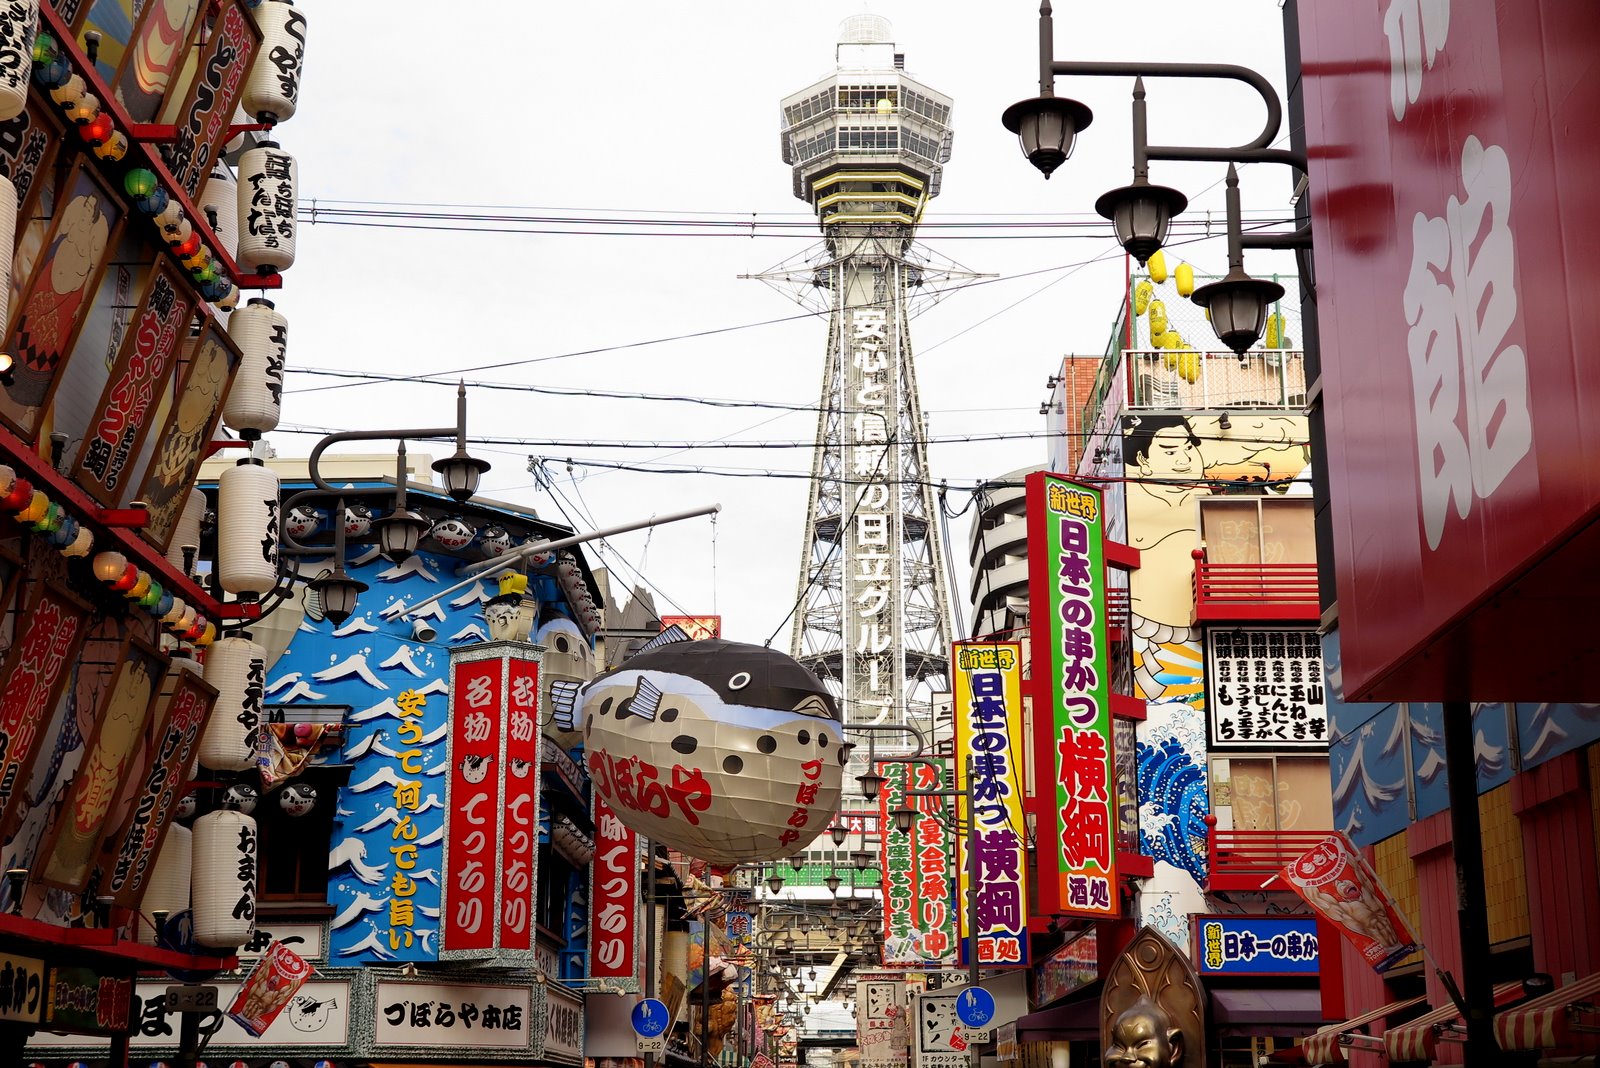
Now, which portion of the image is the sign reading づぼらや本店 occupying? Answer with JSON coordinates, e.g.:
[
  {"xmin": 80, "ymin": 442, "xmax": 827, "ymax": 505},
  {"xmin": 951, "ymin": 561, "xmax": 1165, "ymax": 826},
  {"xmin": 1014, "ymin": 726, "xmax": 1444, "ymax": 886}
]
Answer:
[
  {"xmin": 441, "ymin": 643, "xmax": 542, "ymax": 965},
  {"xmin": 374, "ymin": 977, "xmax": 543, "ymax": 1054},
  {"xmin": 1205, "ymin": 628, "xmax": 1328, "ymax": 748},
  {"xmin": 1025, "ymin": 473, "xmax": 1119, "ymax": 920}
]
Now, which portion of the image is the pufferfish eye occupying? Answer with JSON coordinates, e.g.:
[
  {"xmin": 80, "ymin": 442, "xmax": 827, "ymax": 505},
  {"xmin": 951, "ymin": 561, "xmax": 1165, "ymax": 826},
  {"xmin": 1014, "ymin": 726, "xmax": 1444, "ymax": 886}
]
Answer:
[{"xmin": 728, "ymin": 671, "xmax": 751, "ymax": 690}]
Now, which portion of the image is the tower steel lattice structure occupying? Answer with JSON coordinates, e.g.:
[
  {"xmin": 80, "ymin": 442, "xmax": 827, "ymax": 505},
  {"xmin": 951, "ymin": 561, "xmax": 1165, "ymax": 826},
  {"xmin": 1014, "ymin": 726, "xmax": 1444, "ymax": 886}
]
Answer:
[{"xmin": 772, "ymin": 16, "xmax": 956, "ymax": 741}]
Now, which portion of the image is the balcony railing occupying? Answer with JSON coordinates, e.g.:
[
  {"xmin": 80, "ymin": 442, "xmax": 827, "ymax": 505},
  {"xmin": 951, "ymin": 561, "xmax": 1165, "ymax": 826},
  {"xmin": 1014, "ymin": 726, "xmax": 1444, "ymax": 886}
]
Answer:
[
  {"xmin": 1204, "ymin": 816, "xmax": 1331, "ymax": 890},
  {"xmin": 1192, "ymin": 550, "xmax": 1319, "ymax": 623},
  {"xmin": 1128, "ymin": 348, "xmax": 1307, "ymax": 411}
]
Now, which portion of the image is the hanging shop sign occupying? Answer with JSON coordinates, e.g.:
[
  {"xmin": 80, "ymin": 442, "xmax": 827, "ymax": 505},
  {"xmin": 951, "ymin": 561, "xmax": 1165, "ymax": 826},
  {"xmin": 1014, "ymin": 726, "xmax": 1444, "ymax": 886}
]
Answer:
[
  {"xmin": 0, "ymin": 578, "xmax": 92, "ymax": 838},
  {"xmin": 137, "ymin": 314, "xmax": 243, "ymax": 549},
  {"xmin": 373, "ymin": 977, "xmax": 543, "ymax": 1055},
  {"xmin": 440, "ymin": 642, "xmax": 542, "ymax": 964},
  {"xmin": 39, "ymin": 637, "xmax": 166, "ymax": 892},
  {"xmin": 112, "ymin": 0, "xmax": 209, "ymax": 122},
  {"xmin": 914, "ymin": 990, "xmax": 969, "ymax": 1068},
  {"xmin": 1281, "ymin": 833, "xmax": 1420, "ymax": 974},
  {"xmin": 1193, "ymin": 915, "xmax": 1320, "ymax": 977},
  {"xmin": 73, "ymin": 259, "xmax": 195, "ymax": 505},
  {"xmin": 857, "ymin": 979, "xmax": 909, "ymax": 1068},
  {"xmin": 0, "ymin": 154, "xmax": 127, "ymax": 439},
  {"xmin": 96, "ymin": 658, "xmax": 216, "ymax": 906},
  {"xmin": 1034, "ymin": 927, "xmax": 1099, "ymax": 1006},
  {"xmin": 878, "ymin": 759, "xmax": 956, "ymax": 967},
  {"xmin": 0, "ymin": 951, "xmax": 44, "ymax": 1024},
  {"xmin": 0, "ymin": 97, "xmax": 62, "ymax": 228},
  {"xmin": 41, "ymin": 966, "xmax": 133, "ymax": 1035},
  {"xmin": 587, "ymin": 793, "xmax": 641, "ymax": 989},
  {"xmin": 952, "ymin": 640, "xmax": 1030, "ymax": 966},
  {"xmin": 161, "ymin": 0, "xmax": 260, "ymax": 194},
  {"xmin": 1206, "ymin": 628, "xmax": 1328, "ymax": 748},
  {"xmin": 544, "ymin": 984, "xmax": 584, "ymax": 1064},
  {"xmin": 1025, "ymin": 472, "xmax": 1119, "ymax": 919}
]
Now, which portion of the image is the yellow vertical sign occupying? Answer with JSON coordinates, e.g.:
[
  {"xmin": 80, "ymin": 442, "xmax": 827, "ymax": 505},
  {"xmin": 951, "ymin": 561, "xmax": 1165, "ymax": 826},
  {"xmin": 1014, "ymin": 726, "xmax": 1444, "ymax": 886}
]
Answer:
[{"xmin": 952, "ymin": 640, "xmax": 1030, "ymax": 966}]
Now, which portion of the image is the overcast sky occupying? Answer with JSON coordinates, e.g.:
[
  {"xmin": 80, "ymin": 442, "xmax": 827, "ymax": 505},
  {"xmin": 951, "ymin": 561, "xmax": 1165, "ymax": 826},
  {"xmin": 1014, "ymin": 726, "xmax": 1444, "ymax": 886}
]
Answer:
[{"xmin": 266, "ymin": 0, "xmax": 1300, "ymax": 644}]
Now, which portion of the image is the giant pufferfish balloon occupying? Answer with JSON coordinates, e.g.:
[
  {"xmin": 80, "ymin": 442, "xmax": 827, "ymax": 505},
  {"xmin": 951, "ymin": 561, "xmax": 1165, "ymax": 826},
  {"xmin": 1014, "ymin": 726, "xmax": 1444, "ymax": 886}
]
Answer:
[{"xmin": 551, "ymin": 627, "xmax": 846, "ymax": 865}]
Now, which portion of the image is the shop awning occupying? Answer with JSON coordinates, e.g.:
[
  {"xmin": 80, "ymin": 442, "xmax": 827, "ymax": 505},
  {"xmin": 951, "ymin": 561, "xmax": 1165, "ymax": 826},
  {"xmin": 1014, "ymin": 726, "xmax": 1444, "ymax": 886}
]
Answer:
[
  {"xmin": 1211, "ymin": 988, "xmax": 1326, "ymax": 1036},
  {"xmin": 1385, "ymin": 981, "xmax": 1524, "ymax": 1062},
  {"xmin": 1495, "ymin": 970, "xmax": 1600, "ymax": 1052},
  {"xmin": 1301, "ymin": 993, "xmax": 1428, "ymax": 1064},
  {"xmin": 1016, "ymin": 986, "xmax": 1102, "ymax": 1043}
]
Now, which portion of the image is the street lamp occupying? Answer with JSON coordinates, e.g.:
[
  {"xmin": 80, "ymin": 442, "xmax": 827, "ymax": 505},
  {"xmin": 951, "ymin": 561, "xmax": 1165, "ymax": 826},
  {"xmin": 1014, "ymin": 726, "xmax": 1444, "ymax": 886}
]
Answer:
[
  {"xmin": 829, "ymin": 824, "xmax": 848, "ymax": 847},
  {"xmin": 850, "ymin": 850, "xmax": 873, "ymax": 872},
  {"xmin": 432, "ymin": 382, "xmax": 493, "ymax": 501},
  {"xmin": 1003, "ymin": 0, "xmax": 1310, "ymax": 350},
  {"xmin": 767, "ymin": 873, "xmax": 785, "ymax": 895},
  {"xmin": 857, "ymin": 769, "xmax": 886, "ymax": 802},
  {"xmin": 824, "ymin": 873, "xmax": 841, "ymax": 895}
]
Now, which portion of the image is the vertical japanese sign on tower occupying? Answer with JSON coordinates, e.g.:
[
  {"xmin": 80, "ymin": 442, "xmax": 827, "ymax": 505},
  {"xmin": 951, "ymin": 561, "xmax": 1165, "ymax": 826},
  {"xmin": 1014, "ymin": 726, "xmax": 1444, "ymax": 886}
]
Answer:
[
  {"xmin": 1026, "ymin": 473, "xmax": 1119, "ymax": 918},
  {"xmin": 846, "ymin": 303, "xmax": 899, "ymax": 726},
  {"xmin": 952, "ymin": 641, "xmax": 1029, "ymax": 966},
  {"xmin": 440, "ymin": 643, "xmax": 542, "ymax": 965}
]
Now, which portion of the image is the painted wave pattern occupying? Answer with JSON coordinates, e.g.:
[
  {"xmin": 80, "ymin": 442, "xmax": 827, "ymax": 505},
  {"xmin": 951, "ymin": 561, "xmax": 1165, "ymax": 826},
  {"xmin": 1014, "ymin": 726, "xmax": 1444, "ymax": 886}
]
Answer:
[
  {"xmin": 1136, "ymin": 723, "xmax": 1210, "ymax": 882},
  {"xmin": 270, "ymin": 549, "xmax": 487, "ymax": 964}
]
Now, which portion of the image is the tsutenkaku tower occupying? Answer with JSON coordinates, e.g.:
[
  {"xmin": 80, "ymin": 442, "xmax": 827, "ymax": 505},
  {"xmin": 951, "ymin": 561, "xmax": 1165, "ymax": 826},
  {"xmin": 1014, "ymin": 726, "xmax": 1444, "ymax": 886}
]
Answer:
[{"xmin": 778, "ymin": 15, "xmax": 955, "ymax": 737}]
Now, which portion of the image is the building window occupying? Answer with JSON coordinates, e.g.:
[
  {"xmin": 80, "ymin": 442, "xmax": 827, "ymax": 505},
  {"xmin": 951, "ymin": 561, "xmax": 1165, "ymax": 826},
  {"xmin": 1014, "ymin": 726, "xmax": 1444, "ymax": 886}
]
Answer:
[
  {"xmin": 257, "ymin": 777, "xmax": 337, "ymax": 902},
  {"xmin": 1213, "ymin": 755, "xmax": 1332, "ymax": 832},
  {"xmin": 1199, "ymin": 497, "xmax": 1314, "ymax": 565}
]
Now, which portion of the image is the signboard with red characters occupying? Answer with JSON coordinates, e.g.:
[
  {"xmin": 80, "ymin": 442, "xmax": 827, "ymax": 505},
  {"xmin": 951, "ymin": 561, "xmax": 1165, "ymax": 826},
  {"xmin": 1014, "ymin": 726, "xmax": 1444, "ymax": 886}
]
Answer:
[
  {"xmin": 0, "ymin": 580, "xmax": 91, "ymax": 839},
  {"xmin": 1299, "ymin": 0, "xmax": 1600, "ymax": 698},
  {"xmin": 441, "ymin": 643, "xmax": 542, "ymax": 965},
  {"xmin": 587, "ymin": 794, "xmax": 641, "ymax": 989}
]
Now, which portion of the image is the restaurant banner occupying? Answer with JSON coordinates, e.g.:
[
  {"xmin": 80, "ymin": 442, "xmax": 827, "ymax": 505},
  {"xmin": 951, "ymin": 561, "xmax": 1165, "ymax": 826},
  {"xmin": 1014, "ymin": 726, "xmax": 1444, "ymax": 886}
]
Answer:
[
  {"xmin": 41, "ymin": 966, "xmax": 133, "ymax": 1035},
  {"xmin": 0, "ymin": 580, "xmax": 92, "ymax": 838},
  {"xmin": 160, "ymin": 0, "xmax": 259, "ymax": 194},
  {"xmin": 857, "ymin": 978, "xmax": 909, "ymax": 1068},
  {"xmin": 1206, "ymin": 628, "xmax": 1329, "ymax": 747},
  {"xmin": 1025, "ymin": 473, "xmax": 1119, "ymax": 919},
  {"xmin": 440, "ymin": 643, "xmax": 542, "ymax": 965},
  {"xmin": 1194, "ymin": 915, "xmax": 1320, "ymax": 976},
  {"xmin": 1281, "ymin": 833, "xmax": 1419, "ymax": 973},
  {"xmin": 587, "ymin": 793, "xmax": 640, "ymax": 989},
  {"xmin": 877, "ymin": 759, "xmax": 956, "ymax": 966},
  {"xmin": 73, "ymin": 259, "xmax": 196, "ymax": 504},
  {"xmin": 1034, "ymin": 927, "xmax": 1099, "ymax": 1006},
  {"xmin": 915, "ymin": 990, "xmax": 969, "ymax": 1068},
  {"xmin": 952, "ymin": 640, "xmax": 1030, "ymax": 966},
  {"xmin": 0, "ymin": 951, "xmax": 44, "ymax": 1024},
  {"xmin": 373, "ymin": 976, "xmax": 542, "ymax": 1055}
]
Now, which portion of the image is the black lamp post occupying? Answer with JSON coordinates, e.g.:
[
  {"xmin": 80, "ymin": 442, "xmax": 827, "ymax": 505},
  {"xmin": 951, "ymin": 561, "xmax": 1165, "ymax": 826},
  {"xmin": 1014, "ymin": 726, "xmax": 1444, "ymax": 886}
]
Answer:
[{"xmin": 1002, "ymin": 0, "xmax": 1310, "ymax": 351}]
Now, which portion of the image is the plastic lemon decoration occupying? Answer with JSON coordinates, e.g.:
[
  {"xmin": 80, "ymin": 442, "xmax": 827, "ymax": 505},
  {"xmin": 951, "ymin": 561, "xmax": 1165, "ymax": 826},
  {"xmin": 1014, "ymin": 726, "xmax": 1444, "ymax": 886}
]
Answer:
[
  {"xmin": 1149, "ymin": 299, "xmax": 1168, "ymax": 340},
  {"xmin": 1148, "ymin": 249, "xmax": 1168, "ymax": 283},
  {"xmin": 1175, "ymin": 262, "xmax": 1194, "ymax": 297},
  {"xmin": 1134, "ymin": 279, "xmax": 1153, "ymax": 315}
]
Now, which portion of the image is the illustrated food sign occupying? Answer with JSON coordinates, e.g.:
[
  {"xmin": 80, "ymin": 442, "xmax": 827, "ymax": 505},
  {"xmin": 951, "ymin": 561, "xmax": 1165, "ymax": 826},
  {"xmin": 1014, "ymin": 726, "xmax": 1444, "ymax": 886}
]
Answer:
[
  {"xmin": 952, "ymin": 641, "xmax": 1029, "ymax": 966},
  {"xmin": 915, "ymin": 991, "xmax": 969, "ymax": 1068},
  {"xmin": 1025, "ymin": 473, "xmax": 1119, "ymax": 918},
  {"xmin": 1194, "ymin": 916, "xmax": 1320, "ymax": 976},
  {"xmin": 1206, "ymin": 629, "xmax": 1328, "ymax": 747},
  {"xmin": 877, "ymin": 760, "xmax": 956, "ymax": 966},
  {"xmin": 441, "ymin": 644, "xmax": 541, "ymax": 963},
  {"xmin": 587, "ymin": 794, "xmax": 641, "ymax": 989}
]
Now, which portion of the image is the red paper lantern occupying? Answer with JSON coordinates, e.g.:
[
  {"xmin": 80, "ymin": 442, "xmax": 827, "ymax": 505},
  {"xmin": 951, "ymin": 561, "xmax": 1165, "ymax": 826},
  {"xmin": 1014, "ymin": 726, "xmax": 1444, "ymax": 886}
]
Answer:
[
  {"xmin": 79, "ymin": 111, "xmax": 113, "ymax": 145},
  {"xmin": 112, "ymin": 561, "xmax": 139, "ymax": 593},
  {"xmin": 174, "ymin": 232, "xmax": 202, "ymax": 258},
  {"xmin": 0, "ymin": 478, "xmax": 32, "ymax": 511}
]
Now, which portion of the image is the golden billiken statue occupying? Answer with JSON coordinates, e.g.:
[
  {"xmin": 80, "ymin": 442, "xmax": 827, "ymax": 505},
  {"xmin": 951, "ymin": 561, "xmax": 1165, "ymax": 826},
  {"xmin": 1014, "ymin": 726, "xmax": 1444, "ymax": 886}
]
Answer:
[{"xmin": 1104, "ymin": 998, "xmax": 1185, "ymax": 1068}]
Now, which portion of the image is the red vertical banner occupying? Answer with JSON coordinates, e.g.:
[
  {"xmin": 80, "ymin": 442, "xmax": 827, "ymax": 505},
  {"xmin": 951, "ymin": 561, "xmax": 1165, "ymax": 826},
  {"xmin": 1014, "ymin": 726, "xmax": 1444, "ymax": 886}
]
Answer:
[
  {"xmin": 498, "ymin": 656, "xmax": 540, "ymax": 953},
  {"xmin": 0, "ymin": 582, "xmax": 91, "ymax": 837},
  {"xmin": 440, "ymin": 656, "xmax": 504, "ymax": 957},
  {"xmin": 588, "ymin": 793, "xmax": 641, "ymax": 988}
]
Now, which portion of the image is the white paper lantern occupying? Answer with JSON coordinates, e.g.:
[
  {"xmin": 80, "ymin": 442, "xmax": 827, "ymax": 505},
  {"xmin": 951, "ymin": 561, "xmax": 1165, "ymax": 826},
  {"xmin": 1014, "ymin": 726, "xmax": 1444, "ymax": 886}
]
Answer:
[
  {"xmin": 138, "ymin": 824, "xmax": 192, "ymax": 945},
  {"xmin": 198, "ymin": 161, "xmax": 238, "ymax": 263},
  {"xmin": 217, "ymin": 461, "xmax": 280, "ymax": 595},
  {"xmin": 578, "ymin": 637, "xmax": 845, "ymax": 865},
  {"xmin": 0, "ymin": 1, "xmax": 35, "ymax": 123},
  {"xmin": 191, "ymin": 810, "xmax": 257, "ymax": 949},
  {"xmin": 165, "ymin": 487, "xmax": 208, "ymax": 572},
  {"xmin": 223, "ymin": 299, "xmax": 287, "ymax": 435},
  {"xmin": 200, "ymin": 635, "xmax": 266, "ymax": 771},
  {"xmin": 236, "ymin": 141, "xmax": 297, "ymax": 274},
  {"xmin": 243, "ymin": 0, "xmax": 307, "ymax": 124},
  {"xmin": 0, "ymin": 176, "xmax": 16, "ymax": 331}
]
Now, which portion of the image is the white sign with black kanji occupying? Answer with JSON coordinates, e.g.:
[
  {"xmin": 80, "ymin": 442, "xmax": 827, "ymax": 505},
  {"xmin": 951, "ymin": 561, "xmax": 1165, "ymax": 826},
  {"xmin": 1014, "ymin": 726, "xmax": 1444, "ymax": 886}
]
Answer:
[{"xmin": 1206, "ymin": 628, "xmax": 1328, "ymax": 748}]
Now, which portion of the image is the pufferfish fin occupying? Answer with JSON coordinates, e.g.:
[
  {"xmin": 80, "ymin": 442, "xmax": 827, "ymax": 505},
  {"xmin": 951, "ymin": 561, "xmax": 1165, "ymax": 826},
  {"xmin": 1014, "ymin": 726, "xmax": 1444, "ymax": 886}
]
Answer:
[
  {"xmin": 635, "ymin": 624, "xmax": 691, "ymax": 655},
  {"xmin": 623, "ymin": 677, "xmax": 664, "ymax": 722},
  {"xmin": 548, "ymin": 679, "xmax": 582, "ymax": 730}
]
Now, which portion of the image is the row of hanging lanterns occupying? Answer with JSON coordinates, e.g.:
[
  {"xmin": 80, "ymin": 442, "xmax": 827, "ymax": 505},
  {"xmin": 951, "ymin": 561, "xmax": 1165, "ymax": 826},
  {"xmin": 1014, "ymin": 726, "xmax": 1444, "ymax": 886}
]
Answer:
[
  {"xmin": 0, "ymin": 464, "xmax": 94, "ymax": 557},
  {"xmin": 90, "ymin": 547, "xmax": 218, "ymax": 645},
  {"xmin": 554, "ymin": 549, "xmax": 604, "ymax": 631}
]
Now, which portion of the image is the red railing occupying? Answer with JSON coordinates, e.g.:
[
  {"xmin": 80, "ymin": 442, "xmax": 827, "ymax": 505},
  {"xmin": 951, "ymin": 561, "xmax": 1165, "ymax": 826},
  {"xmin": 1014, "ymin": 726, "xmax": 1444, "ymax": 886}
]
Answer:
[
  {"xmin": 1205, "ymin": 815, "xmax": 1331, "ymax": 890},
  {"xmin": 1191, "ymin": 550, "xmax": 1320, "ymax": 623}
]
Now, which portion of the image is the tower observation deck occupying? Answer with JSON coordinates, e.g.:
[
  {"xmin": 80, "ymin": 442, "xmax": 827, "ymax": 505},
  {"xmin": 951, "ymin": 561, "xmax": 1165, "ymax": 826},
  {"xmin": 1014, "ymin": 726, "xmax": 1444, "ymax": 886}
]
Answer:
[{"xmin": 777, "ymin": 16, "xmax": 956, "ymax": 741}]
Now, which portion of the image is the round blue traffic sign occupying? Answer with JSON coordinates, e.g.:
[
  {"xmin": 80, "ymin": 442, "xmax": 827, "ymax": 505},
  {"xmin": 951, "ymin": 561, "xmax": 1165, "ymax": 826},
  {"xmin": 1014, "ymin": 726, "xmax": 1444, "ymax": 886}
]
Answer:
[
  {"xmin": 955, "ymin": 987, "xmax": 996, "ymax": 1029},
  {"xmin": 632, "ymin": 998, "xmax": 670, "ymax": 1038}
]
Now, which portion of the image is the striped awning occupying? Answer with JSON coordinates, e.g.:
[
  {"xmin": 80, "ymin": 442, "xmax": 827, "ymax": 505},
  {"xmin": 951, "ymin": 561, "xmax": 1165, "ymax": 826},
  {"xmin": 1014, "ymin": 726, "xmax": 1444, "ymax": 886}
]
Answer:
[
  {"xmin": 1384, "ymin": 981, "xmax": 1523, "ymax": 1062},
  {"xmin": 1495, "ymin": 970, "xmax": 1600, "ymax": 1051},
  {"xmin": 1301, "ymin": 994, "xmax": 1427, "ymax": 1064}
]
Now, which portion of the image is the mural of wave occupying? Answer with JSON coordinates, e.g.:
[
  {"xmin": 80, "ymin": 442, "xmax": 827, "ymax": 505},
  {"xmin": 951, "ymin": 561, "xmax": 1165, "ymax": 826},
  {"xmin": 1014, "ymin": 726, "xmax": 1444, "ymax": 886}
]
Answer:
[{"xmin": 1136, "ymin": 710, "xmax": 1209, "ymax": 883}]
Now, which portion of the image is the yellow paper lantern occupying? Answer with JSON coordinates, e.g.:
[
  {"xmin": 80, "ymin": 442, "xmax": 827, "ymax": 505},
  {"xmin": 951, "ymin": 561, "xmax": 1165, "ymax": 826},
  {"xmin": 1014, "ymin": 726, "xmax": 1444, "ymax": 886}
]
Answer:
[
  {"xmin": 1178, "ymin": 350, "xmax": 1200, "ymax": 384},
  {"xmin": 93, "ymin": 131, "xmax": 129, "ymax": 162},
  {"xmin": 1134, "ymin": 279, "xmax": 1153, "ymax": 316},
  {"xmin": 17, "ymin": 490, "xmax": 48, "ymax": 524},
  {"xmin": 1148, "ymin": 249, "xmax": 1168, "ymax": 283},
  {"xmin": 1148, "ymin": 299, "xmax": 1168, "ymax": 340},
  {"xmin": 126, "ymin": 571, "xmax": 153, "ymax": 601},
  {"xmin": 1175, "ymin": 262, "xmax": 1195, "ymax": 297}
]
